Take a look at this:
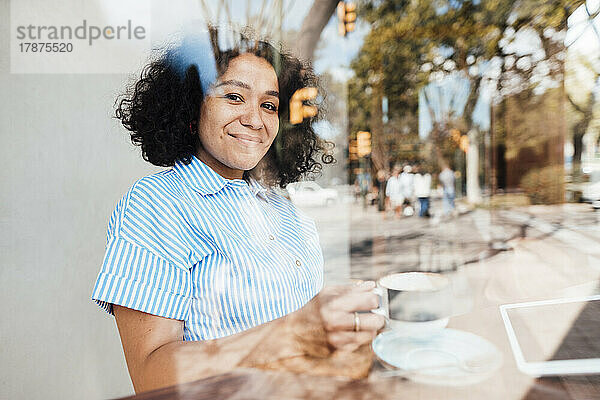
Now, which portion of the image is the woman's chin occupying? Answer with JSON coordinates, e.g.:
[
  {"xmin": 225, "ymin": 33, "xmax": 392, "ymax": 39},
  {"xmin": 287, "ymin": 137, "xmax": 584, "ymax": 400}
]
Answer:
[
  {"xmin": 231, "ymin": 152, "xmax": 268, "ymax": 170},
  {"xmin": 229, "ymin": 159, "xmax": 261, "ymax": 174}
]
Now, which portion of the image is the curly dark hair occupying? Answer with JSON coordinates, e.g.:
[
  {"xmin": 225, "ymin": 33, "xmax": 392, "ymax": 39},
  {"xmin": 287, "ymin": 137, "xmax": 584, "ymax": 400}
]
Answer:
[{"xmin": 115, "ymin": 28, "xmax": 334, "ymax": 188}]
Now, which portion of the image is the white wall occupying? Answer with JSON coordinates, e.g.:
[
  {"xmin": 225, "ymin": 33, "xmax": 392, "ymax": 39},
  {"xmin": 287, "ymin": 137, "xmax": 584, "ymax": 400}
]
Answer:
[
  {"xmin": 0, "ymin": 1, "xmax": 162, "ymax": 398},
  {"xmin": 0, "ymin": 1, "xmax": 352, "ymax": 398}
]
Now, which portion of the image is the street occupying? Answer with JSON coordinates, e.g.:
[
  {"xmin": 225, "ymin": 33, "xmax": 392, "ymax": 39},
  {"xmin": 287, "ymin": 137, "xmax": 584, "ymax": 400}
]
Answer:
[{"xmin": 297, "ymin": 198, "xmax": 600, "ymax": 302}]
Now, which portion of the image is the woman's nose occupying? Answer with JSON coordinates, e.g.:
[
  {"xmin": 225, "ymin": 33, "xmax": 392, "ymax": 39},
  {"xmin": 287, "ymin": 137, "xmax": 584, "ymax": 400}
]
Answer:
[{"xmin": 239, "ymin": 104, "xmax": 264, "ymax": 130}]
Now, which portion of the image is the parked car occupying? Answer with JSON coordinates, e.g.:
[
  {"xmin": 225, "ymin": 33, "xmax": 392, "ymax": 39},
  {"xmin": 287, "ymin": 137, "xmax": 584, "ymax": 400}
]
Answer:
[{"xmin": 286, "ymin": 181, "xmax": 339, "ymax": 207}]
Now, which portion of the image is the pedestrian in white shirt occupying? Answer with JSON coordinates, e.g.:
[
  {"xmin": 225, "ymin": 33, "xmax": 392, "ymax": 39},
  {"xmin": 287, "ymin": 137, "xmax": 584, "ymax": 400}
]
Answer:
[
  {"xmin": 398, "ymin": 165, "xmax": 415, "ymax": 216},
  {"xmin": 439, "ymin": 163, "xmax": 456, "ymax": 216},
  {"xmin": 385, "ymin": 165, "xmax": 403, "ymax": 218},
  {"xmin": 414, "ymin": 165, "xmax": 432, "ymax": 217}
]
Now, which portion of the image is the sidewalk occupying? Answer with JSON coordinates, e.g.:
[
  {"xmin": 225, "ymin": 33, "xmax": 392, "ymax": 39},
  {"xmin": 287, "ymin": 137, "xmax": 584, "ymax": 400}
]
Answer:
[
  {"xmin": 299, "ymin": 199, "xmax": 600, "ymax": 285},
  {"xmin": 342, "ymin": 201, "xmax": 600, "ymax": 280},
  {"xmin": 347, "ymin": 201, "xmax": 524, "ymax": 280},
  {"xmin": 498, "ymin": 203, "xmax": 600, "ymax": 258}
]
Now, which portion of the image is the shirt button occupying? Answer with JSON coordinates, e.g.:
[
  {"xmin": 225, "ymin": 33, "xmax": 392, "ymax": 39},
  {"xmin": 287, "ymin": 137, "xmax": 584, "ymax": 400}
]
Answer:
[
  {"xmin": 269, "ymin": 234, "xmax": 275, "ymax": 240},
  {"xmin": 295, "ymin": 259, "xmax": 302, "ymax": 267}
]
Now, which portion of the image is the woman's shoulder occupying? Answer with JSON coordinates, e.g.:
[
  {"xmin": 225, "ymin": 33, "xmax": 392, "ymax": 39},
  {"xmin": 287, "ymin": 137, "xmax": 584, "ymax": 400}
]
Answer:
[
  {"xmin": 130, "ymin": 168, "xmax": 178, "ymax": 192},
  {"xmin": 107, "ymin": 169, "xmax": 206, "ymax": 263},
  {"xmin": 123, "ymin": 169, "xmax": 183, "ymax": 206},
  {"xmin": 109, "ymin": 169, "xmax": 187, "ymax": 231}
]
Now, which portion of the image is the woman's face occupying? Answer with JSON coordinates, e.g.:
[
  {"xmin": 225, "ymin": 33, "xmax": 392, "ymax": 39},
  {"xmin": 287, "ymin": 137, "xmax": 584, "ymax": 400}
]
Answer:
[{"xmin": 197, "ymin": 53, "xmax": 280, "ymax": 180}]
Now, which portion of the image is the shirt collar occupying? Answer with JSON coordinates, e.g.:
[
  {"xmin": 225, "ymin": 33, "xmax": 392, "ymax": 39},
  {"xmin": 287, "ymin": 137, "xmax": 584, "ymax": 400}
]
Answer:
[
  {"xmin": 248, "ymin": 177, "xmax": 269, "ymax": 202},
  {"xmin": 173, "ymin": 155, "xmax": 270, "ymax": 202}
]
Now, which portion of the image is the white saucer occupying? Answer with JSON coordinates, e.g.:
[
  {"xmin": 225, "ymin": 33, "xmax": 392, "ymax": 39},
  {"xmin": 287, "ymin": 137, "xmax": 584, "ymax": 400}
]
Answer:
[{"xmin": 372, "ymin": 328, "xmax": 503, "ymax": 386}]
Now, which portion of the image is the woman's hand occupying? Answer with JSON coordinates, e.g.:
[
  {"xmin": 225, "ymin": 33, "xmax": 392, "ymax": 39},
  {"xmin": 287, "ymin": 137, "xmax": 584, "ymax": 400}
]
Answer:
[
  {"xmin": 317, "ymin": 281, "xmax": 385, "ymax": 352},
  {"xmin": 113, "ymin": 284, "xmax": 384, "ymax": 393}
]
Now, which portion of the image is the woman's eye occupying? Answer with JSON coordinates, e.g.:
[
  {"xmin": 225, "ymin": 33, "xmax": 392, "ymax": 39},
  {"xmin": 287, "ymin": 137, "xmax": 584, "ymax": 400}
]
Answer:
[
  {"xmin": 224, "ymin": 93, "xmax": 243, "ymax": 102},
  {"xmin": 262, "ymin": 103, "xmax": 278, "ymax": 112}
]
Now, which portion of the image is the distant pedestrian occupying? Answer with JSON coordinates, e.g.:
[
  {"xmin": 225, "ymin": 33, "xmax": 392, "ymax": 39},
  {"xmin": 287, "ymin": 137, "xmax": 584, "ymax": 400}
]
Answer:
[
  {"xmin": 386, "ymin": 165, "xmax": 403, "ymax": 218},
  {"xmin": 399, "ymin": 165, "xmax": 415, "ymax": 216},
  {"xmin": 414, "ymin": 166, "xmax": 432, "ymax": 217},
  {"xmin": 439, "ymin": 163, "xmax": 456, "ymax": 216},
  {"xmin": 376, "ymin": 170, "xmax": 387, "ymax": 215},
  {"xmin": 353, "ymin": 178, "xmax": 361, "ymax": 202}
]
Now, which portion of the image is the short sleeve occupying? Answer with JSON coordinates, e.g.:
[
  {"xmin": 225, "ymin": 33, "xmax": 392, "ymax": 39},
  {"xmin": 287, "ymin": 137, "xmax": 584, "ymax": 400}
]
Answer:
[{"xmin": 91, "ymin": 235, "xmax": 192, "ymax": 320}]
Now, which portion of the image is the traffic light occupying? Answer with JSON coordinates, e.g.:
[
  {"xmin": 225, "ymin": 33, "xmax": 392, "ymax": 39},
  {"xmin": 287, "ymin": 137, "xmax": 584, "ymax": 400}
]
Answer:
[
  {"xmin": 356, "ymin": 131, "xmax": 371, "ymax": 157},
  {"xmin": 348, "ymin": 139, "xmax": 358, "ymax": 160},
  {"xmin": 449, "ymin": 128, "xmax": 468, "ymax": 153},
  {"xmin": 289, "ymin": 87, "xmax": 318, "ymax": 124},
  {"xmin": 337, "ymin": 1, "xmax": 356, "ymax": 37},
  {"xmin": 459, "ymin": 135, "xmax": 469, "ymax": 153}
]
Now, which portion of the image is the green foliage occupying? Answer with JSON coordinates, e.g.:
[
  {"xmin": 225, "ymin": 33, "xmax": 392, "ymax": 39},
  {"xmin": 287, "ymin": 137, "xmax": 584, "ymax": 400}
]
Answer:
[{"xmin": 348, "ymin": 0, "xmax": 584, "ymax": 180}]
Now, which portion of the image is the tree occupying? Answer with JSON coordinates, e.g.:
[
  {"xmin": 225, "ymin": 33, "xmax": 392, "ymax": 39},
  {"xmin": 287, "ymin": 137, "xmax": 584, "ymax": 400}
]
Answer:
[
  {"xmin": 565, "ymin": 10, "xmax": 600, "ymax": 178},
  {"xmin": 294, "ymin": 0, "xmax": 341, "ymax": 61},
  {"xmin": 347, "ymin": 2, "xmax": 434, "ymax": 173},
  {"xmin": 349, "ymin": 0, "xmax": 587, "ymax": 200}
]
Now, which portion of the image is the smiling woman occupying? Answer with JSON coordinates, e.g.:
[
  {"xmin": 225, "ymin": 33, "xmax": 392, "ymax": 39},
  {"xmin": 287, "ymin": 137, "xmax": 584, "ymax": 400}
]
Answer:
[
  {"xmin": 115, "ymin": 30, "xmax": 329, "ymax": 187},
  {"xmin": 91, "ymin": 28, "xmax": 384, "ymax": 394},
  {"xmin": 197, "ymin": 54, "xmax": 280, "ymax": 179}
]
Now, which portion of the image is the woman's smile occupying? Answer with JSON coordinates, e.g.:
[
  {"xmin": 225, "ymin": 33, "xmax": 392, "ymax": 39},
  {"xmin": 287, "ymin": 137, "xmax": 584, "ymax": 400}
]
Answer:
[{"xmin": 227, "ymin": 132, "xmax": 264, "ymax": 145}]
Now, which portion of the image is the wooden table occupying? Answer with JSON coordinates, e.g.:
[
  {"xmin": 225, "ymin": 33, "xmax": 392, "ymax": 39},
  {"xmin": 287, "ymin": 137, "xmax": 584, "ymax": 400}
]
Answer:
[
  {"xmin": 119, "ymin": 235, "xmax": 600, "ymax": 399},
  {"xmin": 119, "ymin": 368, "xmax": 599, "ymax": 400}
]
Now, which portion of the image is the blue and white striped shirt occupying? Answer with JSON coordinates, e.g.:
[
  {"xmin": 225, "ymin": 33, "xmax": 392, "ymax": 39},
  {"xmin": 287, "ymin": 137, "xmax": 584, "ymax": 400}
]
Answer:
[{"xmin": 91, "ymin": 156, "xmax": 324, "ymax": 340}]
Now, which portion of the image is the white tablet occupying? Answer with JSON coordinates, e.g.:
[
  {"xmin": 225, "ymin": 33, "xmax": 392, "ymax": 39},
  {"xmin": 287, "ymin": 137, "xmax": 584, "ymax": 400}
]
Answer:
[{"xmin": 500, "ymin": 294, "xmax": 600, "ymax": 376}]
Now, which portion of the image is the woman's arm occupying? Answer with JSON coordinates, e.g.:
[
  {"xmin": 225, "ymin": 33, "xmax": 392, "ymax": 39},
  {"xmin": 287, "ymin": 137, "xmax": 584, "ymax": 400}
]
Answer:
[
  {"xmin": 114, "ymin": 282, "xmax": 384, "ymax": 394},
  {"xmin": 114, "ymin": 304, "xmax": 305, "ymax": 393}
]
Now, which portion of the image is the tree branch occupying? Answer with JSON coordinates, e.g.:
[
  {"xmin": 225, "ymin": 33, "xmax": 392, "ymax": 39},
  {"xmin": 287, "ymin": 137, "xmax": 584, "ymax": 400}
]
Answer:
[
  {"xmin": 294, "ymin": 0, "xmax": 339, "ymax": 61},
  {"xmin": 566, "ymin": 92, "xmax": 585, "ymax": 114}
]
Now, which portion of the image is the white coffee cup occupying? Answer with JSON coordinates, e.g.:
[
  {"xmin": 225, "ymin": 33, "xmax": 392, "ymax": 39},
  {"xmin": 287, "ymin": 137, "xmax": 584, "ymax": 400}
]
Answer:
[{"xmin": 373, "ymin": 272, "xmax": 451, "ymax": 336}]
